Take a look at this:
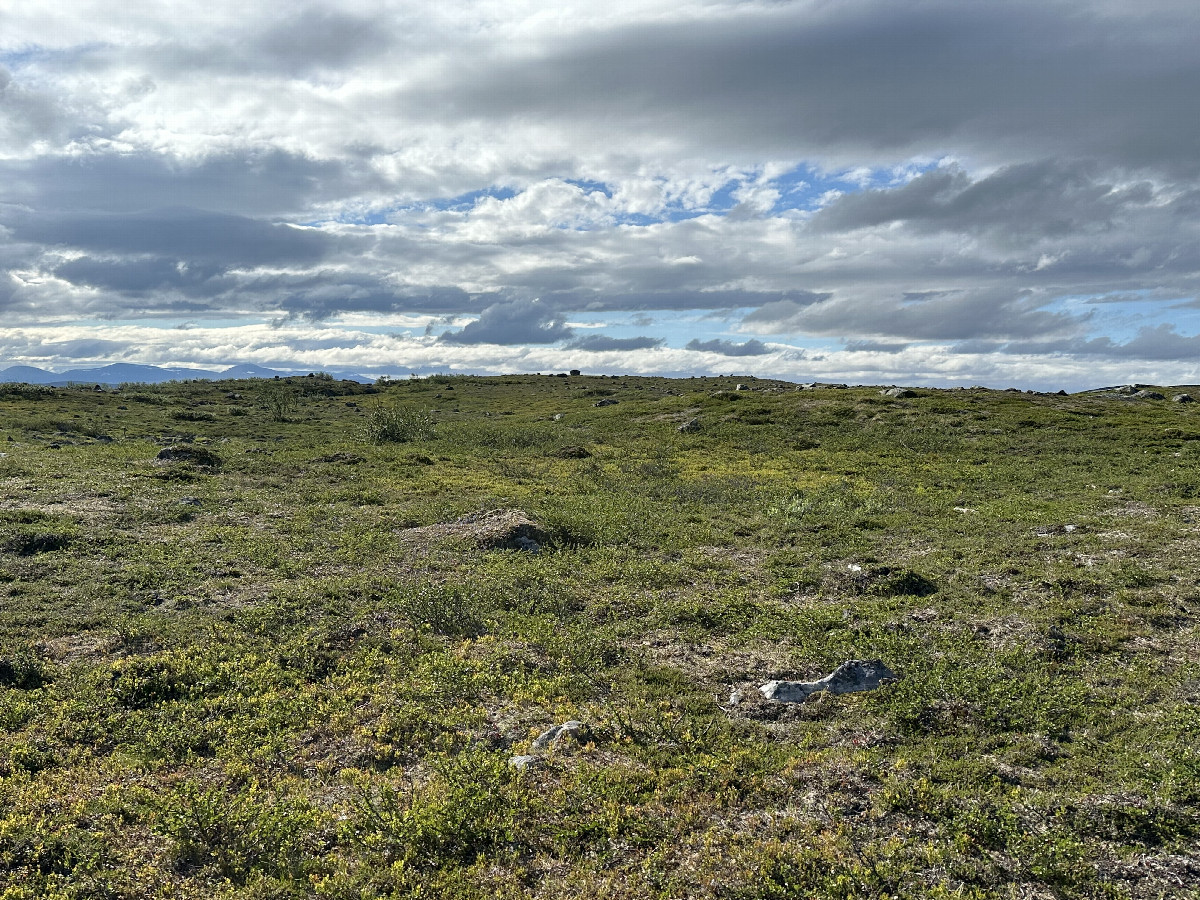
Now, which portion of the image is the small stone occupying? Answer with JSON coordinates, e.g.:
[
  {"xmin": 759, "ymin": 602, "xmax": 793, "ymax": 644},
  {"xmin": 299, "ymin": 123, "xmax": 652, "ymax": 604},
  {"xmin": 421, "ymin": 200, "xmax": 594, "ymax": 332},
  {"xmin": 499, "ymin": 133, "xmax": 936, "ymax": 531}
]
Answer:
[
  {"xmin": 508, "ymin": 755, "xmax": 539, "ymax": 770},
  {"xmin": 1173, "ymin": 393, "xmax": 1195, "ymax": 403},
  {"xmin": 1133, "ymin": 390, "xmax": 1165, "ymax": 400},
  {"xmin": 677, "ymin": 417, "xmax": 701, "ymax": 433},
  {"xmin": 594, "ymin": 398, "xmax": 619, "ymax": 407}
]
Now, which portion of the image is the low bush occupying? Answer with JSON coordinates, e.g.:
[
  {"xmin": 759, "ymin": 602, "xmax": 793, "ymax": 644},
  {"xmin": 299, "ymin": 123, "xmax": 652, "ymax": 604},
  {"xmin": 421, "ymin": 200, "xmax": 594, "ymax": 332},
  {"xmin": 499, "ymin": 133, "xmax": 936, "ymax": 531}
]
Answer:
[{"xmin": 361, "ymin": 406, "xmax": 435, "ymax": 444}]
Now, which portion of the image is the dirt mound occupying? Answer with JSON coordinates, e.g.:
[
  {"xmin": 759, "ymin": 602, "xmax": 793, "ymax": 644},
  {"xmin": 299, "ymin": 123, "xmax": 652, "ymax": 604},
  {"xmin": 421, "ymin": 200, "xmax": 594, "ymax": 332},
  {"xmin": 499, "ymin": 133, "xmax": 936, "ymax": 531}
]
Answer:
[{"xmin": 400, "ymin": 509, "xmax": 548, "ymax": 551}]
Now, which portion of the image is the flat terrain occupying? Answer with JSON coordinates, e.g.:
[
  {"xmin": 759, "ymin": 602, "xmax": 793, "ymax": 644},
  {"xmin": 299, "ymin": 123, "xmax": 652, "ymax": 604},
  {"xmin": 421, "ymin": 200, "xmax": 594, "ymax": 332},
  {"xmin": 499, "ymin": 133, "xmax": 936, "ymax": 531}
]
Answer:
[{"xmin": 0, "ymin": 374, "xmax": 1197, "ymax": 899}]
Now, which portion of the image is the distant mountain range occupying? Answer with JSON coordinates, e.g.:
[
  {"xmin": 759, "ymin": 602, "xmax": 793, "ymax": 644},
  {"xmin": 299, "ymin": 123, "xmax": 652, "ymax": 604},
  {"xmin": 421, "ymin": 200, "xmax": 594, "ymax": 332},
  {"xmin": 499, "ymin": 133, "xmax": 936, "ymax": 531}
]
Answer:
[{"xmin": 0, "ymin": 362, "xmax": 374, "ymax": 386}]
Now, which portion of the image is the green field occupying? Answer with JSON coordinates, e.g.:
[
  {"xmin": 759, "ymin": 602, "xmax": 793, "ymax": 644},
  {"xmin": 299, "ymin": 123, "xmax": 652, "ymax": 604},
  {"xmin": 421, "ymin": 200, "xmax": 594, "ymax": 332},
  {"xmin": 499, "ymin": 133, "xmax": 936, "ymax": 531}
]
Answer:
[{"xmin": 0, "ymin": 374, "xmax": 1197, "ymax": 899}]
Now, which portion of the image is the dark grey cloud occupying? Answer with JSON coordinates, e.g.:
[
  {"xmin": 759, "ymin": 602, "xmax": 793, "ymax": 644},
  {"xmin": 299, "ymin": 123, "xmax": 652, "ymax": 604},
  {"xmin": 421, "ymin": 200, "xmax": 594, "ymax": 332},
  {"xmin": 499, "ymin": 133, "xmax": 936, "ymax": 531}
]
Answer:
[
  {"xmin": 746, "ymin": 288, "xmax": 1086, "ymax": 342},
  {"xmin": 406, "ymin": 1, "xmax": 1200, "ymax": 172},
  {"xmin": 0, "ymin": 149, "xmax": 384, "ymax": 216},
  {"xmin": 994, "ymin": 325, "xmax": 1200, "ymax": 360},
  {"xmin": 566, "ymin": 335, "xmax": 663, "ymax": 352},
  {"xmin": 277, "ymin": 283, "xmax": 485, "ymax": 320},
  {"xmin": 252, "ymin": 8, "xmax": 395, "ymax": 74},
  {"xmin": 67, "ymin": 8, "xmax": 403, "ymax": 82},
  {"xmin": 546, "ymin": 289, "xmax": 833, "ymax": 312},
  {"xmin": 0, "ymin": 271, "xmax": 19, "ymax": 310},
  {"xmin": 809, "ymin": 161, "xmax": 1155, "ymax": 245},
  {"xmin": 684, "ymin": 338, "xmax": 770, "ymax": 356},
  {"xmin": 439, "ymin": 298, "xmax": 573, "ymax": 345},
  {"xmin": 10, "ymin": 208, "xmax": 336, "ymax": 267},
  {"xmin": 53, "ymin": 256, "xmax": 232, "ymax": 296},
  {"xmin": 743, "ymin": 296, "xmax": 833, "ymax": 329}
]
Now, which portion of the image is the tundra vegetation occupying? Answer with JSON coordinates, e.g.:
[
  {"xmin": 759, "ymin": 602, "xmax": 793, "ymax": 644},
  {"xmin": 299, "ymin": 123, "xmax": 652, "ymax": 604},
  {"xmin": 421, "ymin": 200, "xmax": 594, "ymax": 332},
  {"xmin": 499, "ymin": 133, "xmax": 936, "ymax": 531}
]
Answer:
[{"xmin": 0, "ymin": 373, "xmax": 1197, "ymax": 899}]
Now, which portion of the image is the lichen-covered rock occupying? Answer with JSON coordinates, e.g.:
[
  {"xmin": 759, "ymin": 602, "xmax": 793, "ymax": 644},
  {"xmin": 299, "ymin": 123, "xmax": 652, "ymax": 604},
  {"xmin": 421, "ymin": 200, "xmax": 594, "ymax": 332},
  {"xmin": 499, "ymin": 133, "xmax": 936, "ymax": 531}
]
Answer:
[
  {"xmin": 760, "ymin": 659, "xmax": 898, "ymax": 703},
  {"xmin": 532, "ymin": 720, "xmax": 589, "ymax": 750}
]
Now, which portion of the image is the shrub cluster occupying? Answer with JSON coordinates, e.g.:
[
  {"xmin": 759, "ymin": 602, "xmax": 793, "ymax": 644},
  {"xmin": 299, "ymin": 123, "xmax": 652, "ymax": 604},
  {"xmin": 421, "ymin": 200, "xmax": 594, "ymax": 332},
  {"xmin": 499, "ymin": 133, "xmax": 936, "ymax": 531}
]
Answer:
[{"xmin": 360, "ymin": 407, "xmax": 435, "ymax": 444}]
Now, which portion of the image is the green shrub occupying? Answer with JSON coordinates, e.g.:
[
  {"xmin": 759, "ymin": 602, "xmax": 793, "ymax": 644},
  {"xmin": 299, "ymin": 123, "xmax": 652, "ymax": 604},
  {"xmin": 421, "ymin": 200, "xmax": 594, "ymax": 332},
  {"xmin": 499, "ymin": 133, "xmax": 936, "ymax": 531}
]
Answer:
[
  {"xmin": 344, "ymin": 752, "xmax": 528, "ymax": 867},
  {"xmin": 159, "ymin": 779, "xmax": 326, "ymax": 883},
  {"xmin": 361, "ymin": 407, "xmax": 434, "ymax": 444},
  {"xmin": 0, "ymin": 649, "xmax": 47, "ymax": 689},
  {"xmin": 260, "ymin": 381, "xmax": 298, "ymax": 422}
]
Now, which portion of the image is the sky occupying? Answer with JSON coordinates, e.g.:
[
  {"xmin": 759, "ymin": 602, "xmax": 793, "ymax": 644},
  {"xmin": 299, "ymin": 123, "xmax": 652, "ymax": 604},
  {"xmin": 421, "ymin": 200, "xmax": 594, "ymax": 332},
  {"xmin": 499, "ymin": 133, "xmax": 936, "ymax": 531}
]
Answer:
[{"xmin": 2, "ymin": 0, "xmax": 1200, "ymax": 390}]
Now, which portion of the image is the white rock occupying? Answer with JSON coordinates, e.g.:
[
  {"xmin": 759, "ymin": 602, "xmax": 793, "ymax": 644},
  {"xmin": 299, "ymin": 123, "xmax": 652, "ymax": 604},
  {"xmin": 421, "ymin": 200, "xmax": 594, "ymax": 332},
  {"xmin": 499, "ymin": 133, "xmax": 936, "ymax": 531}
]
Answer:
[
  {"xmin": 531, "ymin": 720, "xmax": 587, "ymax": 751},
  {"xmin": 760, "ymin": 660, "xmax": 898, "ymax": 704}
]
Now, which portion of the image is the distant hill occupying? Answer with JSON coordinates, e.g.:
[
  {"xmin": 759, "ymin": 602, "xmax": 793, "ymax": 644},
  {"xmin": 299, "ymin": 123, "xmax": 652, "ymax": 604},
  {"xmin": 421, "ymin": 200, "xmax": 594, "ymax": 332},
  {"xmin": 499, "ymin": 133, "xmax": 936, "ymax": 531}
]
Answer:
[
  {"xmin": 0, "ymin": 362, "xmax": 374, "ymax": 386},
  {"xmin": 0, "ymin": 365, "xmax": 62, "ymax": 385}
]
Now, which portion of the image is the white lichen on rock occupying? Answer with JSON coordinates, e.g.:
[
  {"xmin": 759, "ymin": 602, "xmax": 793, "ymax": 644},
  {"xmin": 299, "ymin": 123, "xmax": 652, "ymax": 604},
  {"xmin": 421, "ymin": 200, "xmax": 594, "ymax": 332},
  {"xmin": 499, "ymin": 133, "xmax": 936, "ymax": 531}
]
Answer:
[{"xmin": 760, "ymin": 659, "xmax": 898, "ymax": 703}]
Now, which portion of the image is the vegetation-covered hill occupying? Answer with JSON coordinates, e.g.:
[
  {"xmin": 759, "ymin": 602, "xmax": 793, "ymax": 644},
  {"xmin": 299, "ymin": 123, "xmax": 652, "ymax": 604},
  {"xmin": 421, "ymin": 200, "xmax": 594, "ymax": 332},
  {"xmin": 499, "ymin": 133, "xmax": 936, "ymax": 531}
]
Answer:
[{"xmin": 0, "ymin": 374, "xmax": 1197, "ymax": 899}]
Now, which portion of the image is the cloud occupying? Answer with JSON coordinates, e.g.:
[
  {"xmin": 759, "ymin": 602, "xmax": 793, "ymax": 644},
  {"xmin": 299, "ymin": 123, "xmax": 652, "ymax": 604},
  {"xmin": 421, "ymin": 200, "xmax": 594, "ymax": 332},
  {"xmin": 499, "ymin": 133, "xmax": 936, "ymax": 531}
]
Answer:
[
  {"xmin": 684, "ymin": 338, "xmax": 771, "ymax": 356},
  {"xmin": 808, "ymin": 161, "xmax": 1158, "ymax": 247},
  {"xmin": 439, "ymin": 298, "xmax": 573, "ymax": 345},
  {"xmin": 0, "ymin": 150, "xmax": 385, "ymax": 218},
  {"xmin": 544, "ymin": 289, "xmax": 833, "ymax": 313},
  {"xmin": 53, "ymin": 256, "xmax": 231, "ymax": 296},
  {"xmin": 745, "ymin": 288, "xmax": 1088, "ymax": 342},
  {"xmin": 250, "ymin": 8, "xmax": 395, "ymax": 75},
  {"xmin": 10, "ymin": 208, "xmax": 336, "ymax": 267},
  {"xmin": 2, "ymin": 0, "xmax": 1200, "ymax": 384},
  {"xmin": 995, "ymin": 325, "xmax": 1200, "ymax": 361},
  {"xmin": 406, "ymin": 0, "xmax": 1200, "ymax": 172},
  {"xmin": 565, "ymin": 335, "xmax": 664, "ymax": 352},
  {"xmin": 843, "ymin": 340, "xmax": 908, "ymax": 354},
  {"xmin": 278, "ymin": 284, "xmax": 481, "ymax": 320}
]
